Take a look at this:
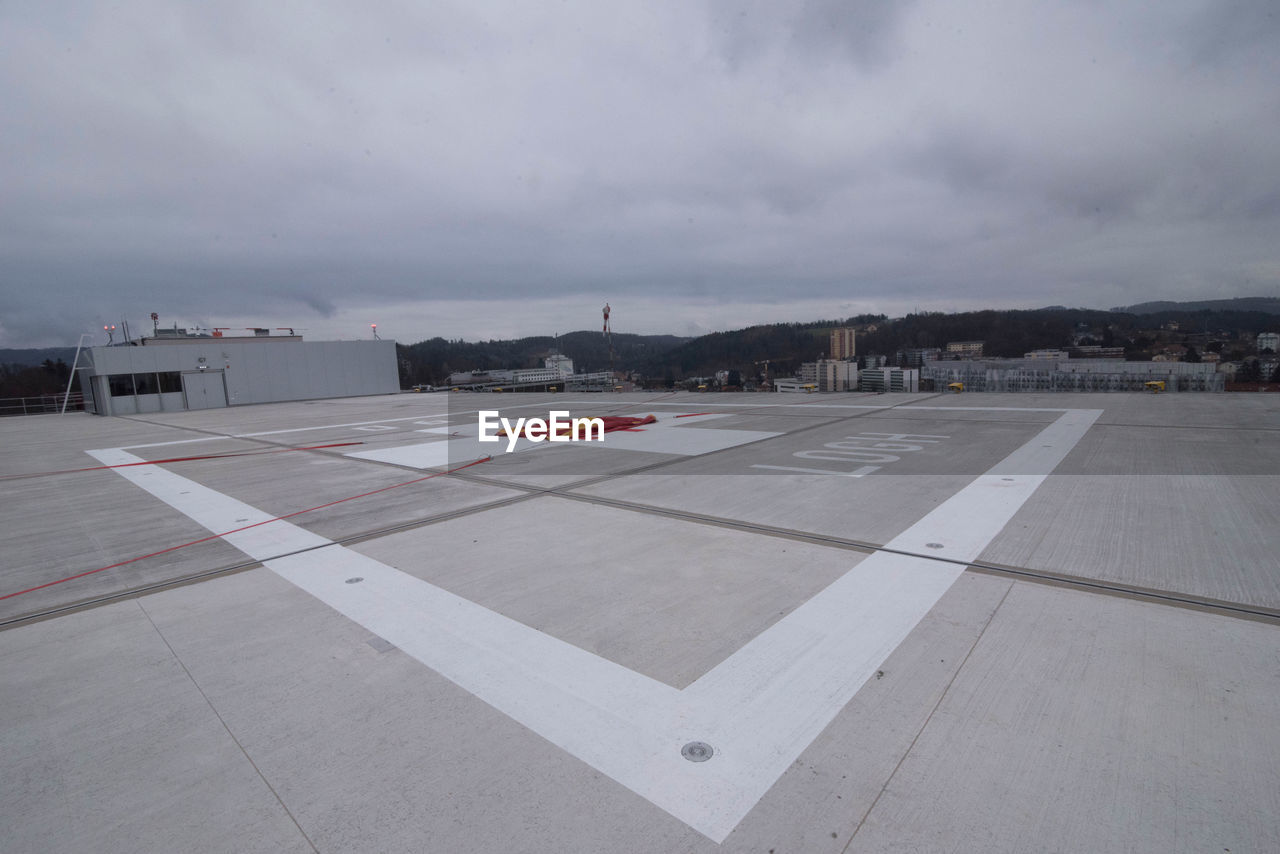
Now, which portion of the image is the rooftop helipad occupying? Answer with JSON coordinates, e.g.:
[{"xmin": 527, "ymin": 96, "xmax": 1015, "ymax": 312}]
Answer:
[{"xmin": 2, "ymin": 391, "xmax": 1277, "ymax": 852}]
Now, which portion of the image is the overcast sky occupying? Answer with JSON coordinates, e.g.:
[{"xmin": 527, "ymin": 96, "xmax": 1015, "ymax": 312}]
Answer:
[{"xmin": 3, "ymin": 1, "xmax": 1278, "ymax": 347}]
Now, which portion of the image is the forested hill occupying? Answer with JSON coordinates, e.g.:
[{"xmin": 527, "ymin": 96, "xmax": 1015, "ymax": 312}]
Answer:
[
  {"xmin": 395, "ymin": 305, "xmax": 1279, "ymax": 384},
  {"xmin": 9, "ymin": 302, "xmax": 1272, "ymax": 393},
  {"xmin": 397, "ymin": 330, "xmax": 688, "ymax": 386},
  {"xmin": 635, "ymin": 319, "xmax": 858, "ymax": 379},
  {"xmin": 1114, "ymin": 297, "xmax": 1280, "ymax": 315},
  {"xmin": 632, "ymin": 309, "xmax": 1128, "ymax": 378},
  {"xmin": 0, "ymin": 347, "xmax": 77, "ymax": 367}
]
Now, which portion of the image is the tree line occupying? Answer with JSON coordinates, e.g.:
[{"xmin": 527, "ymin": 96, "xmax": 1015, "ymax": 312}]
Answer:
[
  {"xmin": 0, "ymin": 359, "xmax": 72, "ymax": 398},
  {"xmin": 395, "ymin": 307, "xmax": 1278, "ymax": 385}
]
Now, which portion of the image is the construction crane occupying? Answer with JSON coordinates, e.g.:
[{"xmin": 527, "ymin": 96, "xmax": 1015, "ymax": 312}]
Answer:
[{"xmin": 603, "ymin": 303, "xmax": 615, "ymax": 387}]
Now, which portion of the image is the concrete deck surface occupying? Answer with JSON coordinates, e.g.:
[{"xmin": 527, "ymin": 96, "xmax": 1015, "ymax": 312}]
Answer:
[{"xmin": 1, "ymin": 390, "xmax": 1277, "ymax": 853}]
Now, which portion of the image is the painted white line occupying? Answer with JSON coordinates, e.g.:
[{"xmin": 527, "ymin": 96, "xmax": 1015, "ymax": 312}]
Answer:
[
  {"xmin": 897, "ymin": 405, "xmax": 1071, "ymax": 412},
  {"xmin": 639, "ymin": 401, "xmax": 1074, "ymax": 413},
  {"xmin": 748, "ymin": 464, "xmax": 879, "ymax": 476},
  {"xmin": 120, "ymin": 402, "xmax": 1059, "ymax": 450},
  {"xmin": 669, "ymin": 408, "xmax": 1101, "ymax": 826},
  {"xmin": 231, "ymin": 400, "xmax": 597, "ymax": 439},
  {"xmin": 345, "ymin": 441, "xmax": 454, "ymax": 469},
  {"xmin": 347, "ymin": 414, "xmax": 781, "ymax": 467},
  {"xmin": 236, "ymin": 413, "xmax": 447, "ymax": 437},
  {"xmin": 120, "ymin": 436, "xmax": 230, "ymax": 450},
  {"xmin": 88, "ymin": 407, "xmax": 1101, "ymax": 842},
  {"xmin": 641, "ymin": 401, "xmax": 894, "ymax": 409},
  {"xmin": 574, "ymin": 420, "xmax": 782, "ymax": 456}
]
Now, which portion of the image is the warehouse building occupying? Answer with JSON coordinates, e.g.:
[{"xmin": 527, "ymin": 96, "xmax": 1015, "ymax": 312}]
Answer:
[
  {"xmin": 860, "ymin": 366, "xmax": 920, "ymax": 392},
  {"xmin": 922, "ymin": 358, "xmax": 1223, "ymax": 392},
  {"xmin": 77, "ymin": 331, "xmax": 398, "ymax": 415}
]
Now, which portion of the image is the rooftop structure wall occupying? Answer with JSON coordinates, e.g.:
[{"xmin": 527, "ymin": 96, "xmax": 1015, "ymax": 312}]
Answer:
[{"xmin": 81, "ymin": 339, "xmax": 398, "ymax": 414}]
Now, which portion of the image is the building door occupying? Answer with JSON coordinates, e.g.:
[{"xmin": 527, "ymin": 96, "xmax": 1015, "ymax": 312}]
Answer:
[{"xmin": 182, "ymin": 370, "xmax": 228, "ymax": 410}]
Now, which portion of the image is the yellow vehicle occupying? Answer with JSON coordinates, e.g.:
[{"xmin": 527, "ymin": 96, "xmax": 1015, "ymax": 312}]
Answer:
[
  {"xmin": 697, "ymin": 384, "xmax": 708, "ymax": 391},
  {"xmin": 948, "ymin": 382, "xmax": 964, "ymax": 393},
  {"xmin": 1145, "ymin": 381, "xmax": 1165, "ymax": 393},
  {"xmin": 802, "ymin": 383, "xmax": 816, "ymax": 393}
]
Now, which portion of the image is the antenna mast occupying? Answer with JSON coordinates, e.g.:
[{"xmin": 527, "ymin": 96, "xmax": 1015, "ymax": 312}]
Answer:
[{"xmin": 603, "ymin": 303, "xmax": 613, "ymax": 386}]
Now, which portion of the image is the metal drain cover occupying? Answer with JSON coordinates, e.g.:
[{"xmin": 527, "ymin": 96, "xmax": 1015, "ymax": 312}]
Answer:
[
  {"xmin": 925, "ymin": 543, "xmax": 944, "ymax": 549},
  {"xmin": 345, "ymin": 577, "xmax": 364, "ymax": 584},
  {"xmin": 681, "ymin": 741, "xmax": 714, "ymax": 762}
]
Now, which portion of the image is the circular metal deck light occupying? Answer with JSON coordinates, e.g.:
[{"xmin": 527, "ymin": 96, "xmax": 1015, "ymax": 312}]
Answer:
[
  {"xmin": 345, "ymin": 577, "xmax": 364, "ymax": 584},
  {"xmin": 681, "ymin": 741, "xmax": 714, "ymax": 762},
  {"xmin": 925, "ymin": 543, "xmax": 944, "ymax": 549}
]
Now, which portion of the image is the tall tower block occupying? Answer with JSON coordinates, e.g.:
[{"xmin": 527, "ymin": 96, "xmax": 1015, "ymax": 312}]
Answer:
[{"xmin": 831, "ymin": 327, "xmax": 857, "ymax": 360}]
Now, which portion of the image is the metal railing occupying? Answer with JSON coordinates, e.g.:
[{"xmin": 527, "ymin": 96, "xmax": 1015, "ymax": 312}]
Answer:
[{"xmin": 0, "ymin": 393, "xmax": 84, "ymax": 416}]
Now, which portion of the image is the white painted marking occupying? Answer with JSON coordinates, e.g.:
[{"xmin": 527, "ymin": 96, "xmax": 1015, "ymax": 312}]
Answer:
[
  {"xmin": 230, "ymin": 401, "xmax": 598, "ymax": 439},
  {"xmin": 118, "ymin": 436, "xmax": 228, "ymax": 451},
  {"xmin": 748, "ymin": 464, "xmax": 879, "ymax": 476},
  {"xmin": 236, "ymin": 413, "xmax": 450, "ymax": 437},
  {"xmin": 576, "ymin": 421, "xmax": 781, "ymax": 456},
  {"xmin": 640, "ymin": 402, "xmax": 1074, "ymax": 413},
  {"xmin": 347, "ymin": 413, "xmax": 779, "ymax": 467},
  {"xmin": 352, "ymin": 425, "xmax": 396, "ymax": 432},
  {"xmin": 751, "ymin": 430, "xmax": 951, "ymax": 476},
  {"xmin": 344, "ymin": 442, "xmax": 456, "ymax": 469},
  {"xmin": 89, "ymin": 408, "xmax": 1101, "ymax": 842},
  {"xmin": 642, "ymin": 401, "xmax": 894, "ymax": 409},
  {"xmin": 898, "ymin": 405, "xmax": 1071, "ymax": 412}
]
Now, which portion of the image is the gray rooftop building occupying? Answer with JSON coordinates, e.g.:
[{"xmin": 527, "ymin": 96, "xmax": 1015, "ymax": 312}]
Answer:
[
  {"xmin": 923, "ymin": 358, "xmax": 1224, "ymax": 392},
  {"xmin": 77, "ymin": 335, "xmax": 399, "ymax": 415}
]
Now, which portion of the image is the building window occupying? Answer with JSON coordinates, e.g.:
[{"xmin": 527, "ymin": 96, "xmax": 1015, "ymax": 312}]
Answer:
[
  {"xmin": 108, "ymin": 374, "xmax": 136, "ymax": 397},
  {"xmin": 158, "ymin": 372, "xmax": 183, "ymax": 393},
  {"xmin": 134, "ymin": 373, "xmax": 159, "ymax": 395}
]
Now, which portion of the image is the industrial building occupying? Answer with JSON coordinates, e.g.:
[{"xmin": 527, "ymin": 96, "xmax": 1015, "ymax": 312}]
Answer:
[
  {"xmin": 944, "ymin": 340, "xmax": 985, "ymax": 358},
  {"xmin": 76, "ymin": 331, "xmax": 398, "ymax": 415},
  {"xmin": 447, "ymin": 353, "xmax": 616, "ymax": 391},
  {"xmin": 796, "ymin": 358, "xmax": 857, "ymax": 392},
  {"xmin": 897, "ymin": 346, "xmax": 942, "ymax": 367},
  {"xmin": 859, "ymin": 365, "xmax": 920, "ymax": 392},
  {"xmin": 922, "ymin": 358, "xmax": 1223, "ymax": 392},
  {"xmin": 1070, "ymin": 345, "xmax": 1127, "ymax": 358}
]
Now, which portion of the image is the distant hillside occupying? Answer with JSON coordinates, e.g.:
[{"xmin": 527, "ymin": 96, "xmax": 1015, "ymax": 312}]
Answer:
[
  {"xmin": 1113, "ymin": 297, "xmax": 1280, "ymax": 315},
  {"xmin": 397, "ymin": 330, "xmax": 689, "ymax": 385},
  {"xmin": 636, "ymin": 320, "xmax": 855, "ymax": 379},
  {"xmin": 0, "ymin": 347, "xmax": 78, "ymax": 367}
]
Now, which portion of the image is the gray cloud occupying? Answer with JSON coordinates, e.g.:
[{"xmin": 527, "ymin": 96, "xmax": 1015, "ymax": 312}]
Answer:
[
  {"xmin": 1, "ymin": 1, "xmax": 1278, "ymax": 347},
  {"xmin": 707, "ymin": 0, "xmax": 918, "ymax": 72}
]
